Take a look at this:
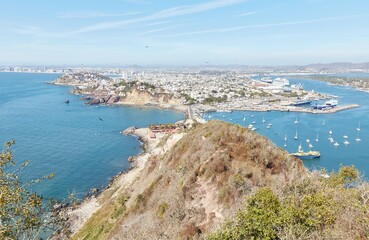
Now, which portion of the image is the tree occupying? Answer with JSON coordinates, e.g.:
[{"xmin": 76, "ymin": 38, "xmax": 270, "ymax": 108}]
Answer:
[{"xmin": 0, "ymin": 140, "xmax": 65, "ymax": 239}]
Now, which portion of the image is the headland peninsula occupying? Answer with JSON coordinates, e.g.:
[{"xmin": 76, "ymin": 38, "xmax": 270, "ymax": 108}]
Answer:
[
  {"xmin": 52, "ymin": 71, "xmax": 359, "ymax": 121},
  {"xmin": 291, "ymin": 74, "xmax": 369, "ymax": 93}
]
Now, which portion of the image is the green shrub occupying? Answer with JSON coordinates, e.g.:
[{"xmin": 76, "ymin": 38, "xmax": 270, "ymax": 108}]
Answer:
[
  {"xmin": 157, "ymin": 202, "xmax": 169, "ymax": 218},
  {"xmin": 210, "ymin": 188, "xmax": 281, "ymax": 240}
]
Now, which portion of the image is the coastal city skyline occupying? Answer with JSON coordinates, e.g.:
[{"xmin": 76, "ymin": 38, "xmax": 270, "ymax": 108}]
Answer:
[{"xmin": 1, "ymin": 0, "xmax": 369, "ymax": 66}]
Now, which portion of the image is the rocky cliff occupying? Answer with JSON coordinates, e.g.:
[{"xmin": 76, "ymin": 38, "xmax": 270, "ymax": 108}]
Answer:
[{"xmin": 117, "ymin": 88, "xmax": 179, "ymax": 106}]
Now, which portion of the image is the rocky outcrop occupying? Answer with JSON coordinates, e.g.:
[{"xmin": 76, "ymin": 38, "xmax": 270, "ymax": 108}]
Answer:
[
  {"xmin": 86, "ymin": 95, "xmax": 120, "ymax": 105},
  {"xmin": 118, "ymin": 88, "xmax": 179, "ymax": 105},
  {"xmin": 122, "ymin": 126, "xmax": 137, "ymax": 135},
  {"xmin": 107, "ymin": 95, "xmax": 120, "ymax": 104}
]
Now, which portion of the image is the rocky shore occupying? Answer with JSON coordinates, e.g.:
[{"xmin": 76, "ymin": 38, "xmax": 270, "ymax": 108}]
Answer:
[{"xmin": 61, "ymin": 124, "xmax": 186, "ymax": 237}]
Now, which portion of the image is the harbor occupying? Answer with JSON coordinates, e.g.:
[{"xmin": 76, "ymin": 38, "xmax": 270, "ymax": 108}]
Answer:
[{"xmin": 204, "ymin": 76, "xmax": 369, "ymax": 175}]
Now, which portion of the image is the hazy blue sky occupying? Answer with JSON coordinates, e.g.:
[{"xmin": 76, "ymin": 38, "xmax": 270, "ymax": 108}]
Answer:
[{"xmin": 1, "ymin": 0, "xmax": 368, "ymax": 66}]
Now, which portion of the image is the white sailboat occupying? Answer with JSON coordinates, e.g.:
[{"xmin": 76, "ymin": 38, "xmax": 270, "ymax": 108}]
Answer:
[
  {"xmin": 315, "ymin": 133, "xmax": 319, "ymax": 142},
  {"xmin": 294, "ymin": 118, "xmax": 299, "ymax": 124},
  {"xmin": 334, "ymin": 141, "xmax": 340, "ymax": 147},
  {"xmin": 284, "ymin": 134, "xmax": 288, "ymax": 141},
  {"xmin": 343, "ymin": 135, "xmax": 348, "ymax": 139},
  {"xmin": 328, "ymin": 130, "xmax": 334, "ymax": 143},
  {"xmin": 355, "ymin": 137, "xmax": 362, "ymax": 142},
  {"xmin": 306, "ymin": 139, "xmax": 310, "ymax": 143},
  {"xmin": 322, "ymin": 120, "xmax": 325, "ymax": 126},
  {"xmin": 266, "ymin": 123, "xmax": 272, "ymax": 129},
  {"xmin": 344, "ymin": 140, "xmax": 350, "ymax": 145},
  {"xmin": 294, "ymin": 131, "xmax": 298, "ymax": 140},
  {"xmin": 243, "ymin": 117, "xmax": 246, "ymax": 122},
  {"xmin": 262, "ymin": 117, "xmax": 266, "ymax": 123},
  {"xmin": 356, "ymin": 122, "xmax": 361, "ymax": 131}
]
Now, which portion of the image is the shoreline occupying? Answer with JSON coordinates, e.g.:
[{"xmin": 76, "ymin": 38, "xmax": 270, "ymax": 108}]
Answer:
[
  {"xmin": 200, "ymin": 104, "xmax": 360, "ymax": 114},
  {"xmin": 51, "ymin": 78, "xmax": 360, "ymax": 118},
  {"xmin": 65, "ymin": 127, "xmax": 158, "ymax": 235},
  {"xmin": 115, "ymin": 99, "xmax": 360, "ymax": 116},
  {"xmin": 114, "ymin": 101, "xmax": 189, "ymax": 116},
  {"xmin": 51, "ymin": 81, "xmax": 189, "ymax": 116},
  {"xmin": 64, "ymin": 125, "xmax": 187, "ymax": 237}
]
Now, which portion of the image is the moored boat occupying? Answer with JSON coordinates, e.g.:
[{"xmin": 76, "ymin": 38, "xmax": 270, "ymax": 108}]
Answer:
[
  {"xmin": 292, "ymin": 145, "xmax": 320, "ymax": 159},
  {"xmin": 291, "ymin": 100, "xmax": 312, "ymax": 106},
  {"xmin": 312, "ymin": 99, "xmax": 338, "ymax": 110}
]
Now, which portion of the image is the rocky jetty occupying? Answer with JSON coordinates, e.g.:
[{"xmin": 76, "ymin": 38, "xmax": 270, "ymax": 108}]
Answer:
[{"xmin": 122, "ymin": 126, "xmax": 137, "ymax": 135}]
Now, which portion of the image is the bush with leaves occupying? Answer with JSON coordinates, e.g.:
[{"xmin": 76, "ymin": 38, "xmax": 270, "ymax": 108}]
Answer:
[
  {"xmin": 0, "ymin": 141, "xmax": 66, "ymax": 239},
  {"xmin": 208, "ymin": 166, "xmax": 369, "ymax": 240}
]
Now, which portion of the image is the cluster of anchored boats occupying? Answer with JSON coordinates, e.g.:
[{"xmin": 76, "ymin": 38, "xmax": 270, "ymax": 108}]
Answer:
[
  {"xmin": 291, "ymin": 120, "xmax": 362, "ymax": 160},
  {"xmin": 208, "ymin": 113, "xmax": 363, "ymax": 160}
]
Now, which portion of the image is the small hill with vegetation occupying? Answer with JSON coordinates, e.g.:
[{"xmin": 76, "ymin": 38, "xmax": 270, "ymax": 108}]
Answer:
[
  {"xmin": 71, "ymin": 120, "xmax": 369, "ymax": 240},
  {"xmin": 71, "ymin": 121, "xmax": 305, "ymax": 239},
  {"xmin": 209, "ymin": 165, "xmax": 369, "ymax": 240}
]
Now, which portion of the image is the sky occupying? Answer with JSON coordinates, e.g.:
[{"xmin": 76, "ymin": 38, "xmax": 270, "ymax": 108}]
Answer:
[{"xmin": 0, "ymin": 0, "xmax": 368, "ymax": 66}]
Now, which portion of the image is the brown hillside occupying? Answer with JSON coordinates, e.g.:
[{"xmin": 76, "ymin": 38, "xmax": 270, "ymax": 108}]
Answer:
[{"xmin": 73, "ymin": 120, "xmax": 306, "ymax": 240}]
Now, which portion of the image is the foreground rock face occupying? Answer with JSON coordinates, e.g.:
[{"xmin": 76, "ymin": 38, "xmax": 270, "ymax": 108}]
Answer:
[{"xmin": 72, "ymin": 121, "xmax": 305, "ymax": 240}]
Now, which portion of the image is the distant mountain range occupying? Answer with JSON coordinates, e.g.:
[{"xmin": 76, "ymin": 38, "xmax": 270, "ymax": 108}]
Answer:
[
  {"xmin": 2, "ymin": 62, "xmax": 369, "ymax": 72},
  {"xmin": 304, "ymin": 62, "xmax": 369, "ymax": 70}
]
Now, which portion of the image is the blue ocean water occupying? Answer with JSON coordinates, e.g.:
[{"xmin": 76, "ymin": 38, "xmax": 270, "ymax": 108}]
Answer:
[
  {"xmin": 206, "ymin": 76, "xmax": 369, "ymax": 176},
  {"xmin": 0, "ymin": 72, "xmax": 184, "ymax": 199},
  {"xmin": 328, "ymin": 72, "xmax": 369, "ymax": 78}
]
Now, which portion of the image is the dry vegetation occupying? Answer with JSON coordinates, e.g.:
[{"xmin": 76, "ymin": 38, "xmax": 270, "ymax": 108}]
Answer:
[
  {"xmin": 208, "ymin": 166, "xmax": 369, "ymax": 240},
  {"xmin": 72, "ymin": 120, "xmax": 306, "ymax": 239}
]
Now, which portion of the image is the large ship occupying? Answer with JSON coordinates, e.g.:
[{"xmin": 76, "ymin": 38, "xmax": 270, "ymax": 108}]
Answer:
[
  {"xmin": 292, "ymin": 145, "xmax": 320, "ymax": 159},
  {"xmin": 260, "ymin": 76, "xmax": 273, "ymax": 83},
  {"xmin": 291, "ymin": 100, "xmax": 312, "ymax": 106},
  {"xmin": 312, "ymin": 99, "xmax": 338, "ymax": 110}
]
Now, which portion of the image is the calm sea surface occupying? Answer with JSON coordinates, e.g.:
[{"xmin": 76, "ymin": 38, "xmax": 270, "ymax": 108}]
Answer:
[
  {"xmin": 0, "ymin": 72, "xmax": 184, "ymax": 199},
  {"xmin": 206, "ymin": 75, "xmax": 369, "ymax": 176}
]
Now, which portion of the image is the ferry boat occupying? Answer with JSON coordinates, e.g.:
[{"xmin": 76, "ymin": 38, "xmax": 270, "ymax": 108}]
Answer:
[
  {"xmin": 325, "ymin": 99, "xmax": 338, "ymax": 106},
  {"xmin": 291, "ymin": 100, "xmax": 312, "ymax": 106},
  {"xmin": 312, "ymin": 99, "xmax": 338, "ymax": 110},
  {"xmin": 292, "ymin": 145, "xmax": 320, "ymax": 159}
]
